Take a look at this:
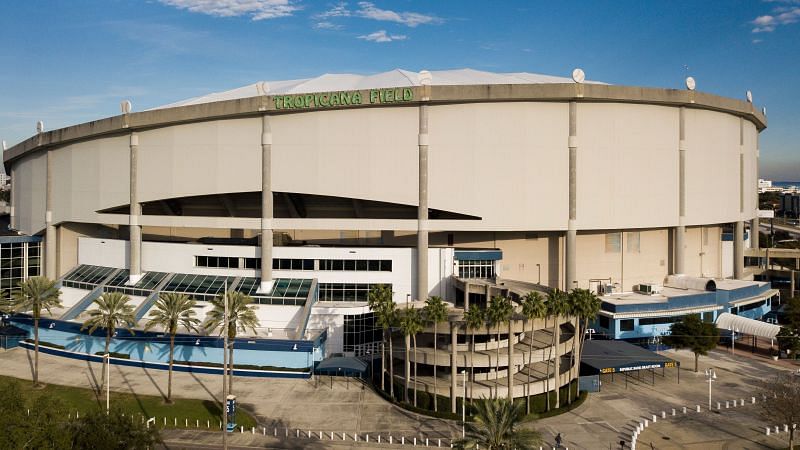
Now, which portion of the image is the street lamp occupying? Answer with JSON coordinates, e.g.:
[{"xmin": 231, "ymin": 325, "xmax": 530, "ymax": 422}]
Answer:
[
  {"xmin": 105, "ymin": 352, "xmax": 110, "ymax": 414},
  {"xmin": 730, "ymin": 327, "xmax": 740, "ymax": 354},
  {"xmin": 705, "ymin": 368, "xmax": 716, "ymax": 410}
]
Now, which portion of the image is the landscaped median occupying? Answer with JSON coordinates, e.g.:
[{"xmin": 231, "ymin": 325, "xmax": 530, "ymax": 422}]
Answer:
[{"xmin": 0, "ymin": 374, "xmax": 257, "ymax": 430}]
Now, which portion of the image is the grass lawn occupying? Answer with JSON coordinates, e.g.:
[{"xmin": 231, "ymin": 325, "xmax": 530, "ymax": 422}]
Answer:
[{"xmin": 0, "ymin": 374, "xmax": 257, "ymax": 430}]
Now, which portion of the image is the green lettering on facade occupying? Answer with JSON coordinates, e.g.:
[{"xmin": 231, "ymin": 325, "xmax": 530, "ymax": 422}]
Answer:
[
  {"xmin": 272, "ymin": 88, "xmax": 410, "ymax": 110},
  {"xmin": 352, "ymin": 92, "xmax": 362, "ymax": 104},
  {"xmin": 341, "ymin": 92, "xmax": 351, "ymax": 105},
  {"xmin": 369, "ymin": 90, "xmax": 379, "ymax": 104},
  {"xmin": 403, "ymin": 88, "xmax": 413, "ymax": 101}
]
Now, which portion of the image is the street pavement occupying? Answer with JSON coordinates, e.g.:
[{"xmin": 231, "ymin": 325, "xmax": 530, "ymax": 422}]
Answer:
[{"xmin": 0, "ymin": 346, "xmax": 797, "ymax": 449}]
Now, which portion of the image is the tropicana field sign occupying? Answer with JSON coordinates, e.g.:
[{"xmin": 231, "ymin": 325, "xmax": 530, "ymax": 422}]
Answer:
[{"xmin": 273, "ymin": 88, "xmax": 414, "ymax": 110}]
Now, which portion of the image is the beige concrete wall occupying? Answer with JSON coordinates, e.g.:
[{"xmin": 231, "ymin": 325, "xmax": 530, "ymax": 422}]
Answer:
[
  {"xmin": 743, "ymin": 120, "xmax": 759, "ymax": 216},
  {"xmin": 577, "ymin": 103, "xmax": 679, "ymax": 230},
  {"xmin": 684, "ymin": 109, "xmax": 743, "ymax": 225},
  {"xmin": 12, "ymin": 150, "xmax": 47, "ymax": 235},
  {"xmin": 51, "ymin": 135, "xmax": 129, "ymax": 224},
  {"xmin": 137, "ymin": 118, "xmax": 262, "ymax": 203},
  {"xmin": 56, "ymin": 222, "xmax": 119, "ymax": 277},
  {"xmin": 429, "ymin": 102, "xmax": 569, "ymax": 230},
  {"xmin": 574, "ymin": 229, "xmax": 668, "ymax": 291},
  {"xmin": 683, "ymin": 225, "xmax": 722, "ymax": 278},
  {"xmin": 271, "ymin": 107, "xmax": 418, "ymax": 205}
]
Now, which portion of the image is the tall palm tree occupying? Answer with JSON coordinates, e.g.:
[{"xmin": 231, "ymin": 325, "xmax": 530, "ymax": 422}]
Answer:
[
  {"xmin": 368, "ymin": 285, "xmax": 396, "ymax": 397},
  {"xmin": 545, "ymin": 289, "xmax": 569, "ymax": 410},
  {"xmin": 398, "ymin": 306, "xmax": 423, "ymax": 405},
  {"xmin": 81, "ymin": 292, "xmax": 136, "ymax": 387},
  {"xmin": 144, "ymin": 292, "xmax": 200, "ymax": 403},
  {"xmin": 521, "ymin": 291, "xmax": 546, "ymax": 414},
  {"xmin": 568, "ymin": 288, "xmax": 601, "ymax": 403},
  {"xmin": 487, "ymin": 296, "xmax": 513, "ymax": 399},
  {"xmin": 424, "ymin": 296, "xmax": 448, "ymax": 412},
  {"xmin": 463, "ymin": 305, "xmax": 485, "ymax": 404},
  {"xmin": 204, "ymin": 291, "xmax": 260, "ymax": 394},
  {"xmin": 454, "ymin": 396, "xmax": 542, "ymax": 450},
  {"xmin": 6, "ymin": 277, "xmax": 62, "ymax": 387}
]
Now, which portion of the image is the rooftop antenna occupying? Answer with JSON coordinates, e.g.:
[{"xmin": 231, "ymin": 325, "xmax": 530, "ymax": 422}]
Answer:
[
  {"xmin": 36, "ymin": 121, "xmax": 44, "ymax": 134},
  {"xmin": 762, "ymin": 106, "xmax": 767, "ymax": 116},
  {"xmin": 746, "ymin": 90, "xmax": 753, "ymax": 103},
  {"xmin": 1, "ymin": 141, "xmax": 6, "ymax": 152},
  {"xmin": 120, "ymin": 100, "xmax": 132, "ymax": 114},
  {"xmin": 685, "ymin": 76, "xmax": 696, "ymax": 91},
  {"xmin": 418, "ymin": 70, "xmax": 432, "ymax": 86}
]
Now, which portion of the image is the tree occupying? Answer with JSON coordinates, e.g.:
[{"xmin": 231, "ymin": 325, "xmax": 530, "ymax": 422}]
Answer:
[
  {"xmin": 777, "ymin": 327, "xmax": 800, "ymax": 359},
  {"xmin": 567, "ymin": 288, "xmax": 601, "ymax": 403},
  {"xmin": 521, "ymin": 291, "xmax": 546, "ymax": 414},
  {"xmin": 424, "ymin": 296, "xmax": 448, "ymax": 411},
  {"xmin": 399, "ymin": 306, "xmax": 423, "ymax": 405},
  {"xmin": 204, "ymin": 290, "xmax": 260, "ymax": 394},
  {"xmin": 545, "ymin": 289, "xmax": 569, "ymax": 410},
  {"xmin": 759, "ymin": 372, "xmax": 800, "ymax": 450},
  {"xmin": 82, "ymin": 291, "xmax": 136, "ymax": 391},
  {"xmin": 69, "ymin": 405, "xmax": 161, "ymax": 449},
  {"xmin": 5, "ymin": 276, "xmax": 62, "ymax": 387},
  {"xmin": 454, "ymin": 396, "xmax": 542, "ymax": 450},
  {"xmin": 368, "ymin": 284, "xmax": 397, "ymax": 397},
  {"xmin": 786, "ymin": 296, "xmax": 800, "ymax": 329},
  {"xmin": 144, "ymin": 292, "xmax": 200, "ymax": 403},
  {"xmin": 464, "ymin": 305, "xmax": 486, "ymax": 404},
  {"xmin": 662, "ymin": 314, "xmax": 719, "ymax": 372},
  {"xmin": 487, "ymin": 296, "xmax": 513, "ymax": 398}
]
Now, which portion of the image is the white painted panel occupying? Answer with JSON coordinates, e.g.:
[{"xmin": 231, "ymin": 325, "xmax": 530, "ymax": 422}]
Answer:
[
  {"xmin": 137, "ymin": 118, "xmax": 262, "ymax": 203},
  {"xmin": 684, "ymin": 109, "xmax": 741, "ymax": 225},
  {"xmin": 577, "ymin": 103, "xmax": 679, "ymax": 230},
  {"xmin": 429, "ymin": 102, "xmax": 568, "ymax": 229},
  {"xmin": 12, "ymin": 150, "xmax": 47, "ymax": 235},
  {"xmin": 271, "ymin": 107, "xmax": 418, "ymax": 205}
]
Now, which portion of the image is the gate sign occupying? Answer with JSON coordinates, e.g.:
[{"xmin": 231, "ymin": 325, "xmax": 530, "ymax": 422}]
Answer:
[{"xmin": 226, "ymin": 395, "xmax": 237, "ymax": 432}]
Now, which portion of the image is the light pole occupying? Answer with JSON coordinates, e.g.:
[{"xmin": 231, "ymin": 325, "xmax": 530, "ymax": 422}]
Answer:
[
  {"xmin": 461, "ymin": 369, "xmax": 467, "ymax": 439},
  {"xmin": 705, "ymin": 368, "xmax": 716, "ymax": 410},
  {"xmin": 105, "ymin": 352, "xmax": 110, "ymax": 414},
  {"xmin": 730, "ymin": 327, "xmax": 740, "ymax": 354},
  {"xmin": 222, "ymin": 281, "xmax": 229, "ymax": 450}
]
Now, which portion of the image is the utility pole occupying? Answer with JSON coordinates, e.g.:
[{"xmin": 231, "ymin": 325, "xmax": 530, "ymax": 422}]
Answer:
[{"xmin": 222, "ymin": 281, "xmax": 229, "ymax": 450}]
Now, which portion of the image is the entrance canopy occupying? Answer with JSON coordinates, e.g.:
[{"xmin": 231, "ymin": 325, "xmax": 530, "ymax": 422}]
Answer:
[
  {"xmin": 715, "ymin": 312, "xmax": 780, "ymax": 339},
  {"xmin": 314, "ymin": 357, "xmax": 368, "ymax": 375},
  {"xmin": 581, "ymin": 340, "xmax": 678, "ymax": 375}
]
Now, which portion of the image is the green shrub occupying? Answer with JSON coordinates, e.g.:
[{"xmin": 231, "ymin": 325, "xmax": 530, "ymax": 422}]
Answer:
[{"xmin": 23, "ymin": 339, "xmax": 65, "ymax": 350}]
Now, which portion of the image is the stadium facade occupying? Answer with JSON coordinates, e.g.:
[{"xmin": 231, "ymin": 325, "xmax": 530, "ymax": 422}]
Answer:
[{"xmin": 3, "ymin": 68, "xmax": 769, "ymax": 407}]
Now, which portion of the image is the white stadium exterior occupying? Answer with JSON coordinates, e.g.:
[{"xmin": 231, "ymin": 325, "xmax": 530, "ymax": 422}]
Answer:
[{"xmin": 4, "ymin": 68, "xmax": 767, "ymax": 410}]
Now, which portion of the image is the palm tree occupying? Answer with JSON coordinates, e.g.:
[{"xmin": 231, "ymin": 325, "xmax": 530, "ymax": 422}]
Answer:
[
  {"xmin": 463, "ymin": 305, "xmax": 486, "ymax": 404},
  {"xmin": 424, "ymin": 296, "xmax": 448, "ymax": 412},
  {"xmin": 144, "ymin": 292, "xmax": 200, "ymax": 403},
  {"xmin": 520, "ymin": 291, "xmax": 546, "ymax": 414},
  {"xmin": 6, "ymin": 277, "xmax": 62, "ymax": 387},
  {"xmin": 368, "ymin": 285, "xmax": 397, "ymax": 397},
  {"xmin": 204, "ymin": 291, "xmax": 260, "ymax": 394},
  {"xmin": 81, "ymin": 292, "xmax": 136, "ymax": 387},
  {"xmin": 398, "ymin": 306, "xmax": 423, "ymax": 405},
  {"xmin": 454, "ymin": 396, "xmax": 542, "ymax": 450},
  {"xmin": 487, "ymin": 296, "xmax": 513, "ymax": 398},
  {"xmin": 567, "ymin": 288, "xmax": 601, "ymax": 404},
  {"xmin": 544, "ymin": 289, "xmax": 569, "ymax": 410}
]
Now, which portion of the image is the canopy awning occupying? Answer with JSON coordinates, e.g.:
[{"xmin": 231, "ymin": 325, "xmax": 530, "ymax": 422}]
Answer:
[
  {"xmin": 581, "ymin": 340, "xmax": 678, "ymax": 375},
  {"xmin": 729, "ymin": 289, "xmax": 779, "ymax": 307},
  {"xmin": 315, "ymin": 357, "xmax": 369, "ymax": 375},
  {"xmin": 715, "ymin": 312, "xmax": 780, "ymax": 339}
]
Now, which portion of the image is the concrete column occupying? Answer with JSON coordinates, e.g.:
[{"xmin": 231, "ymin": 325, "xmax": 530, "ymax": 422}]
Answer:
[
  {"xmin": 417, "ymin": 74, "xmax": 431, "ymax": 300},
  {"xmin": 752, "ymin": 135, "xmax": 760, "ymax": 250},
  {"xmin": 259, "ymin": 115, "xmax": 274, "ymax": 292},
  {"xmin": 464, "ymin": 283, "xmax": 470, "ymax": 310},
  {"xmin": 734, "ymin": 221, "xmax": 744, "ymax": 279},
  {"xmin": 565, "ymin": 101, "xmax": 578, "ymax": 290},
  {"xmin": 45, "ymin": 150, "xmax": 57, "ymax": 279},
  {"xmin": 8, "ymin": 165, "xmax": 14, "ymax": 230},
  {"xmin": 450, "ymin": 322, "xmax": 458, "ymax": 413},
  {"xmin": 128, "ymin": 133, "xmax": 142, "ymax": 284},
  {"xmin": 674, "ymin": 107, "xmax": 687, "ymax": 275}
]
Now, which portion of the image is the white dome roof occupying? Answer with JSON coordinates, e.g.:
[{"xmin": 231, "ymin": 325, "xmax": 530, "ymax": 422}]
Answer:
[{"xmin": 153, "ymin": 68, "xmax": 605, "ymax": 110}]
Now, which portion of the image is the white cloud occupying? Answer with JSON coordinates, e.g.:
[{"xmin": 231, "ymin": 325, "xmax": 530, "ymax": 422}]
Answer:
[
  {"xmin": 316, "ymin": 1, "xmax": 351, "ymax": 19},
  {"xmin": 314, "ymin": 21, "xmax": 343, "ymax": 30},
  {"xmin": 158, "ymin": 0, "xmax": 300, "ymax": 20},
  {"xmin": 751, "ymin": 6, "xmax": 800, "ymax": 32},
  {"xmin": 355, "ymin": 1, "xmax": 440, "ymax": 27},
  {"xmin": 358, "ymin": 30, "xmax": 407, "ymax": 42}
]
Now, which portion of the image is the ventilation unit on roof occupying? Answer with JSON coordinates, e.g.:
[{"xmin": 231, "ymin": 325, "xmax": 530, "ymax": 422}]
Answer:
[
  {"xmin": 635, "ymin": 283, "xmax": 663, "ymax": 295},
  {"xmin": 598, "ymin": 283, "xmax": 617, "ymax": 296}
]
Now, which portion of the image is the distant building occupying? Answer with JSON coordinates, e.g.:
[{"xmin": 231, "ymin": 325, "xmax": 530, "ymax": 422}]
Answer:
[
  {"xmin": 0, "ymin": 173, "xmax": 9, "ymax": 187},
  {"xmin": 782, "ymin": 193, "xmax": 800, "ymax": 218}
]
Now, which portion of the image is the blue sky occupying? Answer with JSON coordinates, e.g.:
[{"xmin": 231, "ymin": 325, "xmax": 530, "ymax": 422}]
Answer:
[{"xmin": 1, "ymin": 1, "xmax": 798, "ymax": 179}]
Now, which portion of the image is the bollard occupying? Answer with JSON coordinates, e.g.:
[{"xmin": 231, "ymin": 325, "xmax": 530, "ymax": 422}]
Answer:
[
  {"xmin": 662, "ymin": 411, "xmax": 666, "ymax": 419},
  {"xmin": 672, "ymin": 408, "xmax": 676, "ymax": 416},
  {"xmin": 652, "ymin": 415, "xmax": 657, "ymax": 423},
  {"xmin": 414, "ymin": 437, "xmax": 417, "ymax": 445},
  {"xmin": 185, "ymin": 419, "xmax": 188, "ymax": 427},
  {"xmin": 752, "ymin": 397, "xmax": 756, "ymax": 404},
  {"xmin": 174, "ymin": 418, "xmax": 177, "ymax": 426},
  {"xmin": 367, "ymin": 434, "xmax": 369, "ymax": 442},
  {"xmin": 207, "ymin": 420, "xmax": 210, "ymax": 428},
  {"xmin": 252, "ymin": 427, "xmax": 255, "ymax": 435},
  {"xmin": 426, "ymin": 438, "xmax": 429, "ymax": 446},
  {"xmin": 296, "ymin": 429, "xmax": 299, "ymax": 438},
  {"xmin": 696, "ymin": 405, "xmax": 701, "ymax": 412},
  {"xmin": 402, "ymin": 436, "xmax": 405, "ymax": 444},
  {"xmin": 307, "ymin": 430, "xmax": 310, "ymax": 439},
  {"xmin": 285, "ymin": 428, "xmax": 288, "ymax": 437},
  {"xmin": 263, "ymin": 427, "xmax": 265, "ymax": 435},
  {"xmin": 164, "ymin": 417, "xmax": 167, "ymax": 426},
  {"xmin": 717, "ymin": 402, "xmax": 721, "ymax": 410},
  {"xmin": 196, "ymin": 419, "xmax": 199, "ymax": 428},
  {"xmin": 343, "ymin": 432, "xmax": 346, "ymax": 441},
  {"xmin": 726, "ymin": 401, "xmax": 729, "ymax": 408},
  {"xmin": 644, "ymin": 419, "xmax": 649, "ymax": 427},
  {"xmin": 785, "ymin": 424, "xmax": 790, "ymax": 433},
  {"xmin": 682, "ymin": 407, "xmax": 687, "ymax": 414},
  {"xmin": 355, "ymin": 434, "xmax": 359, "ymax": 442},
  {"xmin": 320, "ymin": 431, "xmax": 322, "ymax": 439},
  {"xmin": 766, "ymin": 427, "xmax": 771, "ymax": 435},
  {"xmin": 330, "ymin": 432, "xmax": 334, "ymax": 440},
  {"xmin": 390, "ymin": 436, "xmax": 393, "ymax": 444},
  {"xmin": 775, "ymin": 426, "xmax": 780, "ymax": 434},
  {"xmin": 378, "ymin": 435, "xmax": 381, "ymax": 443},
  {"xmin": 241, "ymin": 426, "xmax": 244, "ymax": 433},
  {"xmin": 439, "ymin": 438, "xmax": 441, "ymax": 447},
  {"xmin": 274, "ymin": 427, "xmax": 277, "ymax": 437},
  {"xmin": 741, "ymin": 399, "xmax": 745, "ymax": 406}
]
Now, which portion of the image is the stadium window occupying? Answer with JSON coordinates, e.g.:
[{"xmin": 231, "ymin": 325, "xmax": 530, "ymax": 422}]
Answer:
[
  {"xmin": 627, "ymin": 232, "xmax": 640, "ymax": 253},
  {"xmin": 598, "ymin": 315, "xmax": 610, "ymax": 329},
  {"xmin": 619, "ymin": 319, "xmax": 634, "ymax": 331},
  {"xmin": 605, "ymin": 233, "xmax": 621, "ymax": 253}
]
